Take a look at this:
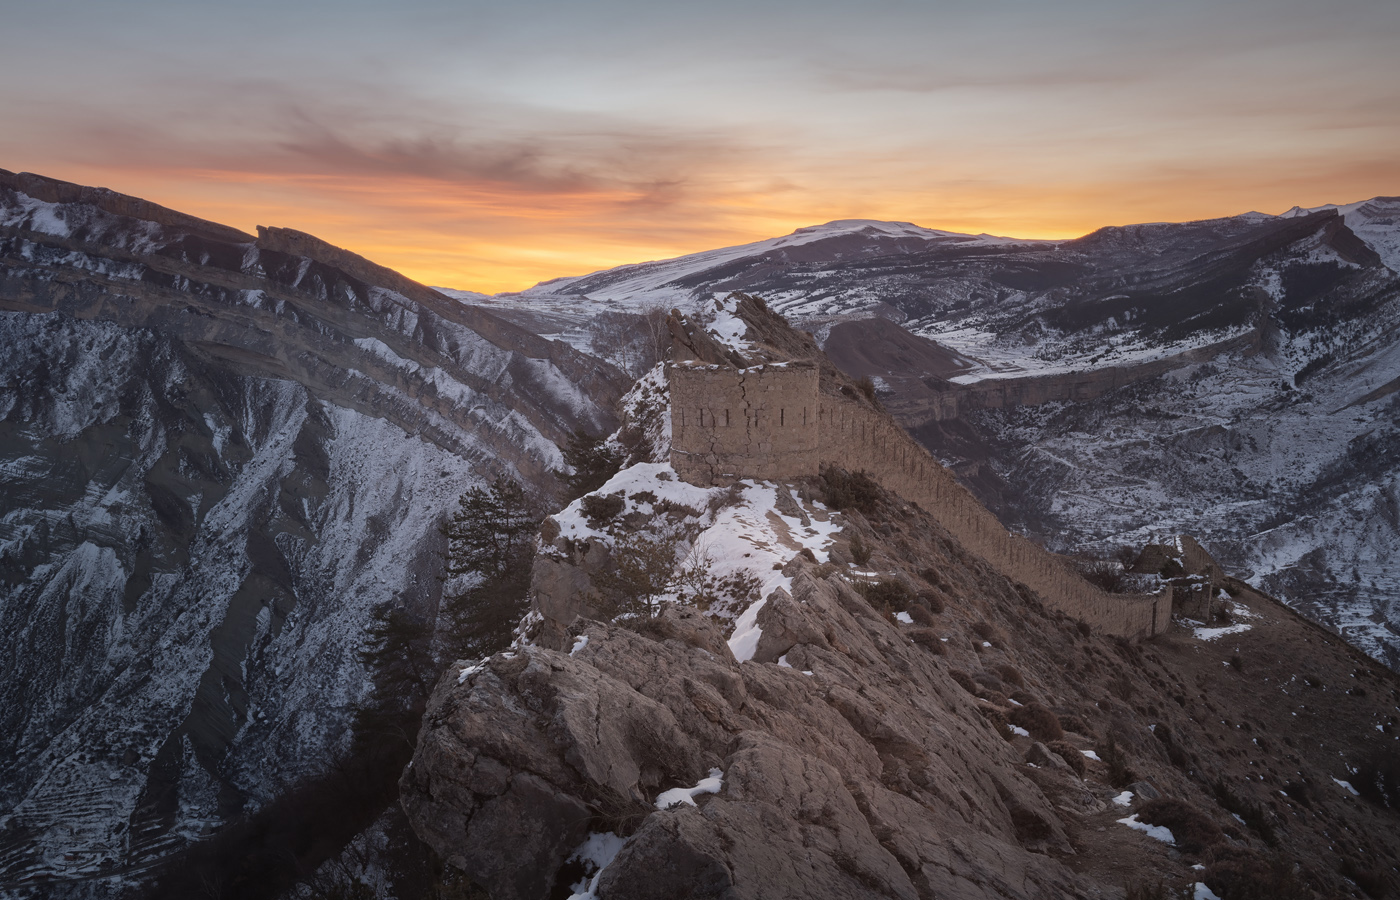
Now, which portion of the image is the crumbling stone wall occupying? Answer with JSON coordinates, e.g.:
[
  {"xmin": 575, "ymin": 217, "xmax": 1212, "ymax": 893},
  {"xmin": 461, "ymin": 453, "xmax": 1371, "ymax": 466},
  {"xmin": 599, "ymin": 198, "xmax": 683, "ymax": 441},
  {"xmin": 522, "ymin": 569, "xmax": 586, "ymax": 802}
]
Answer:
[
  {"xmin": 670, "ymin": 363, "xmax": 1172, "ymax": 639},
  {"xmin": 670, "ymin": 360, "xmax": 821, "ymax": 483},
  {"xmin": 895, "ymin": 331, "xmax": 1263, "ymax": 427}
]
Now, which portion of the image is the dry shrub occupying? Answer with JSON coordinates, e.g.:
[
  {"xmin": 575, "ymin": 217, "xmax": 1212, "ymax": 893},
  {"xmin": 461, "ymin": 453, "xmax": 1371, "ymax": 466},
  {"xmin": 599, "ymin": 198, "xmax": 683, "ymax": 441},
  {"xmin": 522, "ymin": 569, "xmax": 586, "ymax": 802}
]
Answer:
[
  {"xmin": 916, "ymin": 589, "xmax": 945, "ymax": 614},
  {"xmin": 949, "ymin": 669, "xmax": 977, "ymax": 694},
  {"xmin": 1057, "ymin": 713, "xmax": 1091, "ymax": 736},
  {"xmin": 1048, "ymin": 740, "xmax": 1087, "ymax": 778},
  {"xmin": 1008, "ymin": 703, "xmax": 1064, "ymax": 742},
  {"xmin": 1340, "ymin": 857, "xmax": 1391, "ymax": 899},
  {"xmin": 581, "ymin": 492, "xmax": 626, "ymax": 528},
  {"xmin": 920, "ymin": 566, "xmax": 947, "ymax": 590},
  {"xmin": 1009, "ymin": 690, "xmax": 1036, "ymax": 706},
  {"xmin": 994, "ymin": 664, "xmax": 1025, "ymax": 688},
  {"xmin": 857, "ymin": 578, "xmax": 914, "ymax": 615},
  {"xmin": 821, "ymin": 467, "xmax": 881, "ymax": 515},
  {"xmin": 1354, "ymin": 747, "xmax": 1400, "ymax": 811},
  {"xmin": 980, "ymin": 690, "xmax": 1010, "ymax": 706},
  {"xmin": 909, "ymin": 628, "xmax": 945, "ymax": 654},
  {"xmin": 908, "ymin": 604, "xmax": 938, "ymax": 626},
  {"xmin": 849, "ymin": 533, "xmax": 873, "ymax": 567},
  {"xmin": 1137, "ymin": 799, "xmax": 1222, "ymax": 855},
  {"xmin": 1100, "ymin": 734, "xmax": 1136, "ymax": 788},
  {"xmin": 971, "ymin": 621, "xmax": 1006, "ymax": 645},
  {"xmin": 1202, "ymin": 846, "xmax": 1309, "ymax": 900},
  {"xmin": 978, "ymin": 706, "xmax": 1013, "ymax": 742}
]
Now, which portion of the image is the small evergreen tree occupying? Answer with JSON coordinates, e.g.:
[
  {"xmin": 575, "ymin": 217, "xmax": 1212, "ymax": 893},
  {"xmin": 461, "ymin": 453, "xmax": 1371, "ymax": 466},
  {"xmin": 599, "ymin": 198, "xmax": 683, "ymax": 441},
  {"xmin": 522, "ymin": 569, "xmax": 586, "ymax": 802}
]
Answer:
[
  {"xmin": 556, "ymin": 430, "xmax": 623, "ymax": 502},
  {"xmin": 594, "ymin": 528, "xmax": 683, "ymax": 618},
  {"xmin": 440, "ymin": 477, "xmax": 542, "ymax": 658}
]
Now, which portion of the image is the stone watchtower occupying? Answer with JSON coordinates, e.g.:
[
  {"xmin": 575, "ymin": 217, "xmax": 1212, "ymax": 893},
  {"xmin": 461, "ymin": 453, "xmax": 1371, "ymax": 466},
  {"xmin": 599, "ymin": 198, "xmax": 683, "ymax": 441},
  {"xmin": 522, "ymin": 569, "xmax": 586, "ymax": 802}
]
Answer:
[{"xmin": 669, "ymin": 360, "xmax": 821, "ymax": 484}]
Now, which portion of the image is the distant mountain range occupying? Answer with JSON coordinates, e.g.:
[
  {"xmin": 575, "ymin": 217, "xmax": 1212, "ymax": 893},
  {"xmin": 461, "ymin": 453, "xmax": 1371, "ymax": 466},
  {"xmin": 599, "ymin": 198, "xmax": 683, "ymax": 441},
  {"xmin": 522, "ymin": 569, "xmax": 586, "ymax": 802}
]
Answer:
[{"xmin": 453, "ymin": 198, "xmax": 1400, "ymax": 668}]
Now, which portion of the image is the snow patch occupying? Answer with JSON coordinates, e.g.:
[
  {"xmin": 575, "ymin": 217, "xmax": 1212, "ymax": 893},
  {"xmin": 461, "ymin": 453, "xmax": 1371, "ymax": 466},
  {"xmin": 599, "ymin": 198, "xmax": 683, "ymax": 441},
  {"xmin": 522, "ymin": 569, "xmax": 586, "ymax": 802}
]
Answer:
[
  {"xmin": 565, "ymin": 831, "xmax": 628, "ymax": 900},
  {"xmin": 1117, "ymin": 814, "xmax": 1175, "ymax": 845},
  {"xmin": 1193, "ymin": 623, "xmax": 1252, "ymax": 641},
  {"xmin": 655, "ymin": 769, "xmax": 724, "ymax": 810}
]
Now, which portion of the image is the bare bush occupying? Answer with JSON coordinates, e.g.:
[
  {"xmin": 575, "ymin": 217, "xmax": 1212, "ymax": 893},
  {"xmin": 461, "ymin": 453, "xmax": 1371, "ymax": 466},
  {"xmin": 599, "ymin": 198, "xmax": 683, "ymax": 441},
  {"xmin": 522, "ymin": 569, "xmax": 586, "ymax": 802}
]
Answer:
[
  {"xmin": 1048, "ymin": 740, "xmax": 1087, "ymax": 777},
  {"xmin": 1137, "ymin": 799, "xmax": 1221, "ymax": 855},
  {"xmin": 1008, "ymin": 703, "xmax": 1064, "ymax": 742}
]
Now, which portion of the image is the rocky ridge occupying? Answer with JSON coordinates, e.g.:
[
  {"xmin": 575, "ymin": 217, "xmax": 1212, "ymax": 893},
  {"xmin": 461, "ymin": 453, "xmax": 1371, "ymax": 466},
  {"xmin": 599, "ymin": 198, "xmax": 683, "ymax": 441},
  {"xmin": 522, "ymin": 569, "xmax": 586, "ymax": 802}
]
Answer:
[
  {"xmin": 403, "ymin": 298, "xmax": 1400, "ymax": 899},
  {"xmin": 465, "ymin": 202, "xmax": 1400, "ymax": 668},
  {"xmin": 0, "ymin": 169, "xmax": 627, "ymax": 891}
]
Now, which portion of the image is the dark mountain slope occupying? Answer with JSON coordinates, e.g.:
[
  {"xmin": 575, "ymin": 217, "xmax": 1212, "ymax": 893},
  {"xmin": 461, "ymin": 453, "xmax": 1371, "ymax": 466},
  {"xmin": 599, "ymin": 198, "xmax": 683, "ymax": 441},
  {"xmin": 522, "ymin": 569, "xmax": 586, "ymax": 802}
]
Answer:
[{"xmin": 0, "ymin": 170, "xmax": 627, "ymax": 890}]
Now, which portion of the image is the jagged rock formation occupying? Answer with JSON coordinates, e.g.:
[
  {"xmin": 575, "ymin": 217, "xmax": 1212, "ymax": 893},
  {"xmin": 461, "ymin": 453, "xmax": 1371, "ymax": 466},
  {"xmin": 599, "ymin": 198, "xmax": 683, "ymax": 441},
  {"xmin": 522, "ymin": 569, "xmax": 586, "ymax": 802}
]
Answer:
[
  {"xmin": 405, "ymin": 569, "xmax": 1090, "ymax": 900},
  {"xmin": 0, "ymin": 170, "xmax": 627, "ymax": 888},
  {"xmin": 666, "ymin": 296, "xmax": 1169, "ymax": 639},
  {"xmin": 405, "ymin": 473, "xmax": 1400, "ymax": 899}
]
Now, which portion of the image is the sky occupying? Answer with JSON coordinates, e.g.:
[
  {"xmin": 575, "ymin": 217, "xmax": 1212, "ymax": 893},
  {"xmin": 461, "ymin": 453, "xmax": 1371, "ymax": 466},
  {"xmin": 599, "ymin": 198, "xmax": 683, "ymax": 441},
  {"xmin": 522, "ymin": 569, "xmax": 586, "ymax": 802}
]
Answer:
[{"xmin": 2, "ymin": 0, "xmax": 1398, "ymax": 293}]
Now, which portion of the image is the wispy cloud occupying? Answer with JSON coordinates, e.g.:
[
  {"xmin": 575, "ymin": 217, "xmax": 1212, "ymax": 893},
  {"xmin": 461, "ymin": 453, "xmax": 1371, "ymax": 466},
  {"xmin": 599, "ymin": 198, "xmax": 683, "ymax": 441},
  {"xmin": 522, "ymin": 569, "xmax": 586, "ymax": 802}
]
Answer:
[{"xmin": 1, "ymin": 0, "xmax": 1396, "ymax": 291}]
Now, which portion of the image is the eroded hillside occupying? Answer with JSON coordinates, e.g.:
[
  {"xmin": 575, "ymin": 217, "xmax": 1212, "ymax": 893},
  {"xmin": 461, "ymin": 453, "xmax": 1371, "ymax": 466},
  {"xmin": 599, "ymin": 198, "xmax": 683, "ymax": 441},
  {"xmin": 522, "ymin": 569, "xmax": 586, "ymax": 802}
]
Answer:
[
  {"xmin": 0, "ymin": 169, "xmax": 627, "ymax": 890},
  {"xmin": 402, "ymin": 294, "xmax": 1400, "ymax": 900}
]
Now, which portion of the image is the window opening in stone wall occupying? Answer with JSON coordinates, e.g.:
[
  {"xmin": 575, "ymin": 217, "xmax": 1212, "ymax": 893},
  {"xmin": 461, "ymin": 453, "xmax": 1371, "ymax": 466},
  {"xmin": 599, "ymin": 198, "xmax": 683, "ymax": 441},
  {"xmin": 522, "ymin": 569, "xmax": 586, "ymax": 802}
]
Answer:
[
  {"xmin": 725, "ymin": 409, "xmax": 730, "ymax": 426},
  {"xmin": 699, "ymin": 409, "xmax": 705, "ymax": 427},
  {"xmin": 780, "ymin": 408, "xmax": 785, "ymax": 426}
]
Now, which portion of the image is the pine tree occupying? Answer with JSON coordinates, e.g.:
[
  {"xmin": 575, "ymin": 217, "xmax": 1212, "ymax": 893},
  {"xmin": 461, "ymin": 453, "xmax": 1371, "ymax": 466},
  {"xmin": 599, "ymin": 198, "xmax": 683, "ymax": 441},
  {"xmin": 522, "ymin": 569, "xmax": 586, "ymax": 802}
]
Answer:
[
  {"xmin": 352, "ymin": 604, "xmax": 436, "ymax": 755},
  {"xmin": 439, "ymin": 477, "xmax": 541, "ymax": 658},
  {"xmin": 556, "ymin": 430, "xmax": 623, "ymax": 501}
]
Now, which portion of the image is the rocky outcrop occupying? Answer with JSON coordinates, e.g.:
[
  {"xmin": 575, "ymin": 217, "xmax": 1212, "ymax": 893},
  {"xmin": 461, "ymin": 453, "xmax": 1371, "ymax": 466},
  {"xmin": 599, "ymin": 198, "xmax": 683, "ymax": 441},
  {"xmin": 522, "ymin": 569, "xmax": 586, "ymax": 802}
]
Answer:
[
  {"xmin": 0, "ymin": 170, "xmax": 630, "ymax": 886},
  {"xmin": 404, "ymin": 565, "xmax": 1092, "ymax": 900}
]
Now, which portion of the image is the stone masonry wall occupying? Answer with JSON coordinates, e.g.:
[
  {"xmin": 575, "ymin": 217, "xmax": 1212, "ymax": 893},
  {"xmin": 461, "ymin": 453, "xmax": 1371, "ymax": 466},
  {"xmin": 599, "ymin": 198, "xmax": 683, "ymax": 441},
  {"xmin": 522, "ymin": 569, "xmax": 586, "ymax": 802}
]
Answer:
[
  {"xmin": 670, "ymin": 364, "xmax": 1171, "ymax": 639},
  {"xmin": 670, "ymin": 361, "xmax": 821, "ymax": 484}
]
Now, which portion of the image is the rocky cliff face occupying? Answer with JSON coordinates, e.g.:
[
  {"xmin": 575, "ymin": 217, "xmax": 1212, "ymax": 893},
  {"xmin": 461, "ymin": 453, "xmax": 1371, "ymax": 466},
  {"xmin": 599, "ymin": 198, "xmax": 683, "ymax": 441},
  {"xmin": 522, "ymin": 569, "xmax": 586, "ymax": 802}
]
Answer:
[
  {"xmin": 403, "ymin": 295, "xmax": 1400, "ymax": 900},
  {"xmin": 0, "ymin": 170, "xmax": 627, "ymax": 889},
  {"xmin": 405, "ymin": 476, "xmax": 1400, "ymax": 900},
  {"xmin": 405, "ymin": 571, "xmax": 1088, "ymax": 900}
]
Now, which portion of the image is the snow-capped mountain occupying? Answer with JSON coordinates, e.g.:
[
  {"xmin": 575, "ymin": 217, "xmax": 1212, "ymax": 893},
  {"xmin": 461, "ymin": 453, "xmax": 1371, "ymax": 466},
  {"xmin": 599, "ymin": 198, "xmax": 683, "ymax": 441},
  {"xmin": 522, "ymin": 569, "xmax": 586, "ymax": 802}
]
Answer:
[
  {"xmin": 0, "ymin": 170, "xmax": 627, "ymax": 888},
  {"xmin": 472, "ymin": 201, "xmax": 1400, "ymax": 667}
]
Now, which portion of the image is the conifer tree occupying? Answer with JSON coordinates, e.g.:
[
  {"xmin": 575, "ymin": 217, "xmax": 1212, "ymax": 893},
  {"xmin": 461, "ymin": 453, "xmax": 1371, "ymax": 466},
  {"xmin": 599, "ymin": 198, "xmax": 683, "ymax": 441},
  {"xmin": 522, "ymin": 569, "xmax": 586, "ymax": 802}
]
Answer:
[
  {"xmin": 556, "ymin": 430, "xmax": 623, "ymax": 501},
  {"xmin": 439, "ymin": 476, "xmax": 541, "ymax": 658}
]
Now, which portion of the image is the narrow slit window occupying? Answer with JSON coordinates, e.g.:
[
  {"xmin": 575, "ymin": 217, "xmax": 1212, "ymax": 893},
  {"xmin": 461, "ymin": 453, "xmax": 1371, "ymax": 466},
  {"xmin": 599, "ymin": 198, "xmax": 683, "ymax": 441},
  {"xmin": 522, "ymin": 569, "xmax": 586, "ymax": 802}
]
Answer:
[
  {"xmin": 725, "ymin": 409, "xmax": 730, "ymax": 426},
  {"xmin": 780, "ymin": 408, "xmax": 785, "ymax": 426}
]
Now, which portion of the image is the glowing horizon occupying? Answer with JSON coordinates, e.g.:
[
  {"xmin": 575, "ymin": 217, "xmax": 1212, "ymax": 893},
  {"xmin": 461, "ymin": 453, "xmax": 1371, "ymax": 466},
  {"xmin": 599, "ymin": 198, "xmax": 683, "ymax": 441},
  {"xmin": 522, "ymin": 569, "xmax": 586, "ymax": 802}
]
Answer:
[{"xmin": 4, "ymin": 0, "xmax": 1397, "ymax": 294}]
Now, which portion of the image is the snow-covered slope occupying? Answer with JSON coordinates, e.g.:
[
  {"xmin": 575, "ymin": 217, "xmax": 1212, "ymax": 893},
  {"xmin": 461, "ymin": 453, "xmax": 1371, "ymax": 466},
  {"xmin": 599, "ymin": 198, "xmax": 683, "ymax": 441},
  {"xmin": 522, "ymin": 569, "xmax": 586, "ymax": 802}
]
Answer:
[
  {"xmin": 1281, "ymin": 196, "xmax": 1400, "ymax": 273},
  {"xmin": 454, "ymin": 219, "xmax": 1045, "ymax": 351},
  {"xmin": 0, "ymin": 170, "xmax": 627, "ymax": 889},
  {"xmin": 467, "ymin": 202, "xmax": 1400, "ymax": 667}
]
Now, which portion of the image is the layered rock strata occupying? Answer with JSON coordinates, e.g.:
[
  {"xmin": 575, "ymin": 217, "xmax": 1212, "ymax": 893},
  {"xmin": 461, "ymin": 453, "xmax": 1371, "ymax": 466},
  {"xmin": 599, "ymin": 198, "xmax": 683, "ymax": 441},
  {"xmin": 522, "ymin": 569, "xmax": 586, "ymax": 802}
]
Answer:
[{"xmin": 404, "ymin": 566, "xmax": 1091, "ymax": 900}]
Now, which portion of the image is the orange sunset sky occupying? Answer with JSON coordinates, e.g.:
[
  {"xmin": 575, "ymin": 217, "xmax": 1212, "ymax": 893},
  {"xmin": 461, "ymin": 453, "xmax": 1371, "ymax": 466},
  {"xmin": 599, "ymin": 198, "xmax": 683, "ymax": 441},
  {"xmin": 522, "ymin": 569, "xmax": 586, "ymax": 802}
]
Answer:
[{"xmin": 4, "ymin": 1, "xmax": 1397, "ymax": 293}]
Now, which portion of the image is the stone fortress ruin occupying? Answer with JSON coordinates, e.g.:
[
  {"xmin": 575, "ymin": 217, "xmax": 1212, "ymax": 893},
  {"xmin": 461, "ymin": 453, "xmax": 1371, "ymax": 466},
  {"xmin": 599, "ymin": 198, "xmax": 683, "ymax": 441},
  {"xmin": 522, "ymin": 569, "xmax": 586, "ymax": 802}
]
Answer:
[{"xmin": 668, "ymin": 297, "xmax": 1172, "ymax": 640}]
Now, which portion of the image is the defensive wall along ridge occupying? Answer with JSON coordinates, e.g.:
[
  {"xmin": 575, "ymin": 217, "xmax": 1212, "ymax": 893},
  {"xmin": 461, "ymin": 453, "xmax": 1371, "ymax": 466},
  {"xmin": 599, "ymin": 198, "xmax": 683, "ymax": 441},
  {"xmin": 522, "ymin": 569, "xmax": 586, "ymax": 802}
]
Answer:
[
  {"xmin": 669, "ymin": 360, "xmax": 1172, "ymax": 640},
  {"xmin": 885, "ymin": 329, "xmax": 1264, "ymax": 428}
]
